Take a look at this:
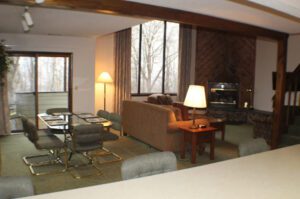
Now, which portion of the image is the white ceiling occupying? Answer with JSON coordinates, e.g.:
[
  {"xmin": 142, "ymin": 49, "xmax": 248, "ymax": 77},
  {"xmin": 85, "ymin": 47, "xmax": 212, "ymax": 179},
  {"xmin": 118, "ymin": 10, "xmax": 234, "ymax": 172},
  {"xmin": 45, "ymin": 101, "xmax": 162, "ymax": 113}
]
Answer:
[
  {"xmin": 128, "ymin": 0, "xmax": 300, "ymax": 34},
  {"xmin": 1, "ymin": 1, "xmax": 300, "ymax": 37},
  {"xmin": 0, "ymin": 4, "xmax": 147, "ymax": 37}
]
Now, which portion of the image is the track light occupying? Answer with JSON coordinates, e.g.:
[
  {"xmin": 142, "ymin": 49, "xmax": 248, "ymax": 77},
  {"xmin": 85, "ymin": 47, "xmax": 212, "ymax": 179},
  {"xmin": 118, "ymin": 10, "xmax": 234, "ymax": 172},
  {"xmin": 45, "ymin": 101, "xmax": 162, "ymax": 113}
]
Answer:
[
  {"xmin": 21, "ymin": 19, "xmax": 30, "ymax": 32},
  {"xmin": 23, "ymin": 7, "xmax": 34, "ymax": 27},
  {"xmin": 35, "ymin": 0, "xmax": 45, "ymax": 3}
]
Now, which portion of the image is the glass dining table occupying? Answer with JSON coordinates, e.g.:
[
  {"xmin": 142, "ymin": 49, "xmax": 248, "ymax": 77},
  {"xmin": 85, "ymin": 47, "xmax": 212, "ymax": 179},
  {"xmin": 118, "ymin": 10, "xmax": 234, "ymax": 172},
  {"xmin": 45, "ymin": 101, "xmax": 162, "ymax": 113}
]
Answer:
[{"xmin": 38, "ymin": 112, "xmax": 112, "ymax": 133}]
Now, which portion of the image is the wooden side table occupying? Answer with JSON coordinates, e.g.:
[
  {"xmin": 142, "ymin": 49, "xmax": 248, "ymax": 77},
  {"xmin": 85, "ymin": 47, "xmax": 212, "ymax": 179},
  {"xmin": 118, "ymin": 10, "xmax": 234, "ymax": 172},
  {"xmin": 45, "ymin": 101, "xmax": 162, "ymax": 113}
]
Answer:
[{"xmin": 179, "ymin": 124, "xmax": 217, "ymax": 164}]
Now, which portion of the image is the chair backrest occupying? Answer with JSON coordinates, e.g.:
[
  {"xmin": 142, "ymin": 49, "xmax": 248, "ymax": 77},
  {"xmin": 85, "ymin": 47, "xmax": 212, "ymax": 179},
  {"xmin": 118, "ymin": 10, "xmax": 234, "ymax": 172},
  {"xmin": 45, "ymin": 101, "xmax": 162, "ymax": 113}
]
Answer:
[
  {"xmin": 26, "ymin": 120, "xmax": 39, "ymax": 143},
  {"xmin": 121, "ymin": 152, "xmax": 177, "ymax": 180},
  {"xmin": 71, "ymin": 124, "xmax": 103, "ymax": 152},
  {"xmin": 238, "ymin": 138, "xmax": 270, "ymax": 157},
  {"xmin": 0, "ymin": 176, "xmax": 34, "ymax": 199},
  {"xmin": 46, "ymin": 108, "xmax": 69, "ymax": 115},
  {"xmin": 20, "ymin": 115, "xmax": 29, "ymax": 137},
  {"xmin": 97, "ymin": 110, "xmax": 110, "ymax": 120}
]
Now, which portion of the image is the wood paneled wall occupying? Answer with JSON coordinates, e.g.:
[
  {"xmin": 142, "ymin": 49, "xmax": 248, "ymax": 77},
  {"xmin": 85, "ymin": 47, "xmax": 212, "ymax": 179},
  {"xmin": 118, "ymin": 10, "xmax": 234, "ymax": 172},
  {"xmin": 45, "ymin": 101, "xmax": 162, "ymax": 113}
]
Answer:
[{"xmin": 195, "ymin": 29, "xmax": 256, "ymax": 108}]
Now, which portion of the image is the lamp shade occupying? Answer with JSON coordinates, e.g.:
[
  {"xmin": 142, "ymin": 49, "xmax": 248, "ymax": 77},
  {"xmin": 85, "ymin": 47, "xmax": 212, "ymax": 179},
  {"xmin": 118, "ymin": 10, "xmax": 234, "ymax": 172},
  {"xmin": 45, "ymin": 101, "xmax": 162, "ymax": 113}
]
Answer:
[
  {"xmin": 183, "ymin": 85, "xmax": 207, "ymax": 108},
  {"xmin": 97, "ymin": 72, "xmax": 113, "ymax": 83}
]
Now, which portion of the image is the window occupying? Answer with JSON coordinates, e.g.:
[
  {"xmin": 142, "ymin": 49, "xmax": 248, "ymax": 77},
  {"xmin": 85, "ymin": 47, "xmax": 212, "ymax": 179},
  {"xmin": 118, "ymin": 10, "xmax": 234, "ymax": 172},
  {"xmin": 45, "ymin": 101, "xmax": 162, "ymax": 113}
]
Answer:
[{"xmin": 131, "ymin": 20, "xmax": 179, "ymax": 95}]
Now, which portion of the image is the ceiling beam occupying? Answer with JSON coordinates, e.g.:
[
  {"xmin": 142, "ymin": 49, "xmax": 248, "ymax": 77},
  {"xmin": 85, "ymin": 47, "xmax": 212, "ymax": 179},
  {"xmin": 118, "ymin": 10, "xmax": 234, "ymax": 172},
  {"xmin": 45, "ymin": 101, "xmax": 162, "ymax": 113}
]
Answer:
[{"xmin": 0, "ymin": 0, "xmax": 288, "ymax": 40}]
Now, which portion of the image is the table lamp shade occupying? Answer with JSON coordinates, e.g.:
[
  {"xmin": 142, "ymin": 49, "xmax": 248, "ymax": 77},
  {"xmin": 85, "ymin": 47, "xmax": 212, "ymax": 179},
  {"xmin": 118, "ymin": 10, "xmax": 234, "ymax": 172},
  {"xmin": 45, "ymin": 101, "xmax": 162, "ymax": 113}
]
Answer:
[
  {"xmin": 184, "ymin": 85, "xmax": 207, "ymax": 108},
  {"xmin": 97, "ymin": 72, "xmax": 113, "ymax": 83}
]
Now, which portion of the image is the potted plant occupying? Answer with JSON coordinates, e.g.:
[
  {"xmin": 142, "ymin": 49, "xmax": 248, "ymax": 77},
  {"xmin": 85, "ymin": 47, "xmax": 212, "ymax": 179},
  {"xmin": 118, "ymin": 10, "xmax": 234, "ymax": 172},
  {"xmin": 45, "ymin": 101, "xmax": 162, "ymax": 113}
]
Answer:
[{"xmin": 0, "ymin": 41, "xmax": 11, "ymax": 85}]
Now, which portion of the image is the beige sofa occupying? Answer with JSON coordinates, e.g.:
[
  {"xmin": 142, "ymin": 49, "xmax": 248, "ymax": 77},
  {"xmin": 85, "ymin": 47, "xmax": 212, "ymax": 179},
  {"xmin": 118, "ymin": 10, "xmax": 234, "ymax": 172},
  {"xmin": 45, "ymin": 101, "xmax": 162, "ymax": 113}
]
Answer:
[{"xmin": 122, "ymin": 100, "xmax": 184, "ymax": 152}]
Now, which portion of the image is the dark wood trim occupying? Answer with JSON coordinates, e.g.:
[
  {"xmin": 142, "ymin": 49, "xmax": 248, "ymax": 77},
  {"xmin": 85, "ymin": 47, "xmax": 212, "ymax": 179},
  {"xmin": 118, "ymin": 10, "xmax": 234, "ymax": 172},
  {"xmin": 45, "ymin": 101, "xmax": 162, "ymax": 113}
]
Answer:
[
  {"xmin": 0, "ymin": 0, "xmax": 288, "ymax": 40},
  {"xmin": 162, "ymin": 21, "xmax": 167, "ymax": 94},
  {"xmin": 271, "ymin": 36, "xmax": 288, "ymax": 149},
  {"xmin": 131, "ymin": 93, "xmax": 177, "ymax": 97},
  {"xmin": 68, "ymin": 53, "xmax": 73, "ymax": 113},
  {"xmin": 64, "ymin": 57, "xmax": 67, "ymax": 92},
  {"xmin": 137, "ymin": 24, "xmax": 142, "ymax": 94},
  {"xmin": 35, "ymin": 54, "xmax": 39, "ymax": 128},
  {"xmin": 8, "ymin": 51, "xmax": 72, "ymax": 57}
]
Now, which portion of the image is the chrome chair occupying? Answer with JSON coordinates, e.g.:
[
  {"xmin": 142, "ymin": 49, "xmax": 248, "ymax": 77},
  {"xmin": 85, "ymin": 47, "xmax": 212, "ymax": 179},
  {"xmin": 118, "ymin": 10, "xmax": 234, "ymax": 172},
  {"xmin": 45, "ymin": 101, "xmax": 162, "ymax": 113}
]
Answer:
[
  {"xmin": 22, "ymin": 118, "xmax": 68, "ymax": 175},
  {"xmin": 121, "ymin": 152, "xmax": 177, "ymax": 180},
  {"xmin": 0, "ymin": 176, "xmax": 34, "ymax": 199},
  {"xmin": 67, "ymin": 124, "xmax": 104, "ymax": 178},
  {"xmin": 238, "ymin": 138, "xmax": 270, "ymax": 157}
]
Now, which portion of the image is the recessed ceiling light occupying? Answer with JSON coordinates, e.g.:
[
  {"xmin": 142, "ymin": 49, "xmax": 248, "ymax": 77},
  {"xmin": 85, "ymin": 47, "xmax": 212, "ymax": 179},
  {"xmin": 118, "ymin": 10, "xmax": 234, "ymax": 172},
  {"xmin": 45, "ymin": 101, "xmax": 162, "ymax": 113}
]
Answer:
[{"xmin": 35, "ymin": 0, "xmax": 45, "ymax": 4}]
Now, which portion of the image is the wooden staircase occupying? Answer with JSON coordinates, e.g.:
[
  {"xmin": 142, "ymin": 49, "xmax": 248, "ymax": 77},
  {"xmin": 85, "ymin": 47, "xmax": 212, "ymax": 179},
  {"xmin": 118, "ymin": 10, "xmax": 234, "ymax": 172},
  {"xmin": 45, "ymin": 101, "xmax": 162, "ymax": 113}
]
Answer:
[{"xmin": 273, "ymin": 64, "xmax": 300, "ymax": 146}]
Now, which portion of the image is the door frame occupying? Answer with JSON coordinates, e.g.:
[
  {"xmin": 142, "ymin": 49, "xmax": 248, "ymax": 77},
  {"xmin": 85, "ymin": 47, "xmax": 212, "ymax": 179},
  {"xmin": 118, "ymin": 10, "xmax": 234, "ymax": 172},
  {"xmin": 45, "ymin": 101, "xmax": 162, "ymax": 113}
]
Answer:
[{"xmin": 8, "ymin": 51, "xmax": 73, "ymax": 128}]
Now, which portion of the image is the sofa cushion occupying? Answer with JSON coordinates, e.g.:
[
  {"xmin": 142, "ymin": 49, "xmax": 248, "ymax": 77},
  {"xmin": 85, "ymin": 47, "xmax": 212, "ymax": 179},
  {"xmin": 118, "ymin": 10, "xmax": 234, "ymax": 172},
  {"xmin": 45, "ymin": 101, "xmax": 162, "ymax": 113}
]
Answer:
[
  {"xmin": 157, "ymin": 95, "xmax": 173, "ymax": 105},
  {"xmin": 147, "ymin": 94, "xmax": 162, "ymax": 104},
  {"xmin": 161, "ymin": 105, "xmax": 182, "ymax": 121}
]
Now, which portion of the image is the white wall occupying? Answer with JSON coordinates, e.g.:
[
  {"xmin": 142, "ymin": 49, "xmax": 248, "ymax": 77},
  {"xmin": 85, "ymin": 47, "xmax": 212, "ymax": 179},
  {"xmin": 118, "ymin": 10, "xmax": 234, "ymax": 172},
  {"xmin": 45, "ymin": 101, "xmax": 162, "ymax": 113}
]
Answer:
[
  {"xmin": 94, "ymin": 34, "xmax": 115, "ymax": 113},
  {"xmin": 287, "ymin": 35, "xmax": 300, "ymax": 106},
  {"xmin": 0, "ymin": 33, "xmax": 96, "ymax": 113},
  {"xmin": 287, "ymin": 35, "xmax": 300, "ymax": 71},
  {"xmin": 254, "ymin": 38, "xmax": 278, "ymax": 112},
  {"xmin": 254, "ymin": 35, "xmax": 300, "ymax": 111}
]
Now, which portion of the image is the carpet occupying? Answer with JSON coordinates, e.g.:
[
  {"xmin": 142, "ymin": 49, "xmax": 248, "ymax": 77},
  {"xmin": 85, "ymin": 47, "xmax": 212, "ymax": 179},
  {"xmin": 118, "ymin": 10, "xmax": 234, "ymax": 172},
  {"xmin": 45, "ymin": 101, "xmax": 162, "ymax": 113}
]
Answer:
[{"xmin": 0, "ymin": 126, "xmax": 249, "ymax": 195}]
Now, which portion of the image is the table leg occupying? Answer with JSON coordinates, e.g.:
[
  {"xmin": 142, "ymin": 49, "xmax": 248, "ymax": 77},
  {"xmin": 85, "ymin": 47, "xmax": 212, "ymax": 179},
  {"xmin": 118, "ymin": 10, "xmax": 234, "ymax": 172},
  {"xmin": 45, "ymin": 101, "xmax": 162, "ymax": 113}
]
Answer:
[
  {"xmin": 180, "ymin": 132, "xmax": 186, "ymax": 159},
  {"xmin": 210, "ymin": 132, "xmax": 215, "ymax": 160},
  {"xmin": 191, "ymin": 133, "xmax": 197, "ymax": 164},
  {"xmin": 221, "ymin": 125, "xmax": 225, "ymax": 141}
]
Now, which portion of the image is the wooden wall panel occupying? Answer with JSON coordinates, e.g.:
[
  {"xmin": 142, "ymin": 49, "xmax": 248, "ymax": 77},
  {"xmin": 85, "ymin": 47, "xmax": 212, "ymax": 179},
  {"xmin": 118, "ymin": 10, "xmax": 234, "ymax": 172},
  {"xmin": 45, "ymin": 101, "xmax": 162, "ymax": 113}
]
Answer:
[{"xmin": 195, "ymin": 29, "xmax": 256, "ymax": 108}]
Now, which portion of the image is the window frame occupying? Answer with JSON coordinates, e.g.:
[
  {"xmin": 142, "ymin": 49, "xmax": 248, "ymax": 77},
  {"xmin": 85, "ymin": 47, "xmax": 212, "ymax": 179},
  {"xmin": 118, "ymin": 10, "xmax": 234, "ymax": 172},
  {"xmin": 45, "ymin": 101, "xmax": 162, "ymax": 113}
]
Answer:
[
  {"xmin": 131, "ymin": 21, "xmax": 178, "ymax": 97},
  {"xmin": 8, "ymin": 51, "xmax": 71, "ymax": 93}
]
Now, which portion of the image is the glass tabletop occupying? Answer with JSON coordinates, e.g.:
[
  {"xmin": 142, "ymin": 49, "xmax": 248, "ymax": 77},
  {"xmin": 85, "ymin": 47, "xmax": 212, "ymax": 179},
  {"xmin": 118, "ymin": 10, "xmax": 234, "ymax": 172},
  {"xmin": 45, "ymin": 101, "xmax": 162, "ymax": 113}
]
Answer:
[{"xmin": 38, "ymin": 113, "xmax": 112, "ymax": 130}]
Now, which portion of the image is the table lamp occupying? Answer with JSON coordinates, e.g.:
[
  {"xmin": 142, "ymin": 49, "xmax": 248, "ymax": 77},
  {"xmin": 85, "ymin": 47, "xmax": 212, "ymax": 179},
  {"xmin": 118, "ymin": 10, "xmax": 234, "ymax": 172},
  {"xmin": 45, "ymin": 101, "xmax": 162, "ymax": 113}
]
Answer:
[
  {"xmin": 97, "ymin": 72, "xmax": 113, "ymax": 111},
  {"xmin": 184, "ymin": 85, "xmax": 207, "ymax": 129}
]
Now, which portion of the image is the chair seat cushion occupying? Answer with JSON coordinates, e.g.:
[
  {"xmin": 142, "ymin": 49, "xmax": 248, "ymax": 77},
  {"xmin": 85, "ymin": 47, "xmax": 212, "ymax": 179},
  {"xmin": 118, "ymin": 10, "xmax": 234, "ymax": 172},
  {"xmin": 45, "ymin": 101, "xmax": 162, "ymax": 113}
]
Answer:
[{"xmin": 35, "ymin": 135, "xmax": 64, "ymax": 150}]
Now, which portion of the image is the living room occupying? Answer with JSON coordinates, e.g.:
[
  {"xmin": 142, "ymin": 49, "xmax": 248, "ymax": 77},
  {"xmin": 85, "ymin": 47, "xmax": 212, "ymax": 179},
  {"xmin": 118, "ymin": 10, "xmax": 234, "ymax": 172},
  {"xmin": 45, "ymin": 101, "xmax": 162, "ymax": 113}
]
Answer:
[{"xmin": 0, "ymin": 0, "xmax": 300, "ymax": 198}]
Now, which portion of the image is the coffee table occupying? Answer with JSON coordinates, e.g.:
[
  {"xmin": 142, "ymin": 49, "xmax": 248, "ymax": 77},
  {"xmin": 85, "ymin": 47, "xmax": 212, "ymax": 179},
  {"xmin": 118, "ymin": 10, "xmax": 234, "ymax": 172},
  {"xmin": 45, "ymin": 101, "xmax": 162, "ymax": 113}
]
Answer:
[{"xmin": 179, "ymin": 123, "xmax": 217, "ymax": 164}]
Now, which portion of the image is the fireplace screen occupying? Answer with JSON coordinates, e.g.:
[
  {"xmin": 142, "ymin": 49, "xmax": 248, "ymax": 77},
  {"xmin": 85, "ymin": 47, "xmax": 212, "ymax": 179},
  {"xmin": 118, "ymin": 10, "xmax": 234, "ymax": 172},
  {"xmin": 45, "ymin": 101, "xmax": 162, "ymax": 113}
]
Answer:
[{"xmin": 208, "ymin": 82, "xmax": 239, "ymax": 108}]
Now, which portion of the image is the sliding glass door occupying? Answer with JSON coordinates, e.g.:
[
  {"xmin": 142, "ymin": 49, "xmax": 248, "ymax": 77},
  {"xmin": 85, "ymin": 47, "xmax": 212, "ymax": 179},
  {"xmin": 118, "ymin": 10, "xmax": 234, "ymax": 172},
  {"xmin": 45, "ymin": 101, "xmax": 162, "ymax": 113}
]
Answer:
[
  {"xmin": 7, "ymin": 52, "xmax": 72, "ymax": 131},
  {"xmin": 7, "ymin": 55, "xmax": 36, "ymax": 131}
]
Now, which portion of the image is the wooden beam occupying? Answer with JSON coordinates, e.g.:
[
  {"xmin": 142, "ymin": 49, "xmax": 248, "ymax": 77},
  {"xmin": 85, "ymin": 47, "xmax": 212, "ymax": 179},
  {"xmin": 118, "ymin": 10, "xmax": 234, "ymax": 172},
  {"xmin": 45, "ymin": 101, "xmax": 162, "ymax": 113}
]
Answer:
[
  {"xmin": 0, "ymin": 0, "xmax": 288, "ymax": 40},
  {"xmin": 271, "ymin": 36, "xmax": 288, "ymax": 149}
]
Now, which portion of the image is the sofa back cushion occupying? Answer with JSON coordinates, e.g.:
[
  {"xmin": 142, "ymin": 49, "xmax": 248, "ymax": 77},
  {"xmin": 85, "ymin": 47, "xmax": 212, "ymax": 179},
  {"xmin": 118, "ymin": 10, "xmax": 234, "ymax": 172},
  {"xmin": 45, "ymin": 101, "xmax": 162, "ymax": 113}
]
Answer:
[{"xmin": 147, "ymin": 94, "xmax": 173, "ymax": 105}]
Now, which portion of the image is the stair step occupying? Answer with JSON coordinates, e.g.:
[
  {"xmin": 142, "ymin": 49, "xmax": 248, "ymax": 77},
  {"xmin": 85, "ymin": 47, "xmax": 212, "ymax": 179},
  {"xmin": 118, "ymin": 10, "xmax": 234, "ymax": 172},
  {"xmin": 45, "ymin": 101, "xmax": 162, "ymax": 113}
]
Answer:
[
  {"xmin": 294, "ymin": 116, "xmax": 300, "ymax": 124},
  {"xmin": 288, "ymin": 125, "xmax": 300, "ymax": 135},
  {"xmin": 280, "ymin": 134, "xmax": 300, "ymax": 147}
]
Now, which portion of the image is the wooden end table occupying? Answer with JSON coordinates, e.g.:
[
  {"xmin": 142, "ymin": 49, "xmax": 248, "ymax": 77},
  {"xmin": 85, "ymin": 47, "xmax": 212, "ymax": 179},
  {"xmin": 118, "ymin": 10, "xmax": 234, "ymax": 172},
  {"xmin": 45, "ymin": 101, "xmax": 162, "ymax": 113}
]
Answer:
[{"xmin": 179, "ymin": 124, "xmax": 217, "ymax": 164}]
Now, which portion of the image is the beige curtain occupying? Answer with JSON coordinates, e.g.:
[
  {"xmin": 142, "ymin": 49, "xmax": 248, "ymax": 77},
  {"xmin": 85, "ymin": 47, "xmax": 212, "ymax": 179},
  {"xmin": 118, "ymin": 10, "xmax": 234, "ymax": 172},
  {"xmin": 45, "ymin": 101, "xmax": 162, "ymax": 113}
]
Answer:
[
  {"xmin": 114, "ymin": 28, "xmax": 132, "ymax": 114},
  {"xmin": 0, "ymin": 74, "xmax": 11, "ymax": 135},
  {"xmin": 178, "ymin": 24, "xmax": 193, "ymax": 102}
]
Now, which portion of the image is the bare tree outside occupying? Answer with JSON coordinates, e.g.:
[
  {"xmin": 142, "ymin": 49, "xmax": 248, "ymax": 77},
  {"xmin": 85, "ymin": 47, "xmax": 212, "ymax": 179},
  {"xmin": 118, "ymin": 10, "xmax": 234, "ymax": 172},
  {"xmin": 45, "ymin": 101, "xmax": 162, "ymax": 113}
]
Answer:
[
  {"xmin": 7, "ymin": 56, "xmax": 68, "ymax": 105},
  {"xmin": 131, "ymin": 20, "xmax": 179, "ymax": 94}
]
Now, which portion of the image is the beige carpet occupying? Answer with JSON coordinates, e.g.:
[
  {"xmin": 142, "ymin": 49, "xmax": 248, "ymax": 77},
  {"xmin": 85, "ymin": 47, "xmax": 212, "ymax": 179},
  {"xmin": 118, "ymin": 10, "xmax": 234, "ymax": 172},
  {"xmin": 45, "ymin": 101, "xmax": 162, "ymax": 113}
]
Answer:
[{"xmin": 0, "ymin": 129, "xmax": 241, "ymax": 195}]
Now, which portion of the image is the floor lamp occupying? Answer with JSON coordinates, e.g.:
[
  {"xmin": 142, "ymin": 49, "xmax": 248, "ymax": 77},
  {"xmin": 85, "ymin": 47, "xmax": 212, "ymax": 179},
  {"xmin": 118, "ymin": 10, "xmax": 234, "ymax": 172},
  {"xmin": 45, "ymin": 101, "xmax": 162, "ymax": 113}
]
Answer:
[
  {"xmin": 184, "ymin": 85, "xmax": 207, "ymax": 129},
  {"xmin": 97, "ymin": 72, "xmax": 113, "ymax": 111}
]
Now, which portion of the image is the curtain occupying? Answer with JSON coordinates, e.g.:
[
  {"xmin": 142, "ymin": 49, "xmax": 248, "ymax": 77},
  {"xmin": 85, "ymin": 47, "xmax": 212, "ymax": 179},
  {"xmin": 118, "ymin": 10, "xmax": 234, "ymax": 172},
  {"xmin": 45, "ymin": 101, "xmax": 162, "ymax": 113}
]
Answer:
[
  {"xmin": 114, "ymin": 28, "xmax": 132, "ymax": 114},
  {"xmin": 0, "ymin": 74, "xmax": 11, "ymax": 135},
  {"xmin": 178, "ymin": 24, "xmax": 193, "ymax": 102}
]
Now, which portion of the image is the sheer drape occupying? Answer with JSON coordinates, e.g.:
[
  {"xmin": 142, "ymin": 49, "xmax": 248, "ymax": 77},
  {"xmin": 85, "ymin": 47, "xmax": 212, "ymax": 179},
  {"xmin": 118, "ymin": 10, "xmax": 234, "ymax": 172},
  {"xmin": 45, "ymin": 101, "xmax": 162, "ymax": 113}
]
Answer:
[
  {"xmin": 0, "ymin": 75, "xmax": 11, "ymax": 135},
  {"xmin": 178, "ymin": 24, "xmax": 193, "ymax": 102},
  {"xmin": 114, "ymin": 28, "xmax": 132, "ymax": 114}
]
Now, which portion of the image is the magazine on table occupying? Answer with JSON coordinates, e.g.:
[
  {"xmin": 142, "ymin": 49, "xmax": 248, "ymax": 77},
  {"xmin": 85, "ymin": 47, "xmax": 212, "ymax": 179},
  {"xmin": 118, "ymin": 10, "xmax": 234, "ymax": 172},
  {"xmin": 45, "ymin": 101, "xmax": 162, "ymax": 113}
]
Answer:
[
  {"xmin": 52, "ymin": 112, "xmax": 72, "ymax": 116},
  {"xmin": 47, "ymin": 120, "xmax": 68, "ymax": 126},
  {"xmin": 41, "ymin": 115, "xmax": 62, "ymax": 121},
  {"xmin": 77, "ymin": 113, "xmax": 97, "ymax": 119},
  {"xmin": 85, "ymin": 117, "xmax": 108, "ymax": 123}
]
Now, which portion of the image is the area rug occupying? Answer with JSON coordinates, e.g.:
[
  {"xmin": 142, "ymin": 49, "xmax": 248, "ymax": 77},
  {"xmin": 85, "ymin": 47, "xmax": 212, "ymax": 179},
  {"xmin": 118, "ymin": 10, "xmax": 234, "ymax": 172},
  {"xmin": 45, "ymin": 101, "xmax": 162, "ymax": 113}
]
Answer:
[{"xmin": 0, "ymin": 129, "xmax": 240, "ymax": 195}]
